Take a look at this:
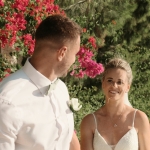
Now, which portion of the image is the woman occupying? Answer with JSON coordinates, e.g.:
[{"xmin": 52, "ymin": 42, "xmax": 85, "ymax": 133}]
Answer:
[{"xmin": 80, "ymin": 58, "xmax": 150, "ymax": 150}]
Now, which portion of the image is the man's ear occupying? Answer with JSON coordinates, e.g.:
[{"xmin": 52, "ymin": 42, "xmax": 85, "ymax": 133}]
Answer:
[
  {"xmin": 57, "ymin": 46, "xmax": 68, "ymax": 61},
  {"xmin": 102, "ymin": 80, "xmax": 105, "ymax": 91}
]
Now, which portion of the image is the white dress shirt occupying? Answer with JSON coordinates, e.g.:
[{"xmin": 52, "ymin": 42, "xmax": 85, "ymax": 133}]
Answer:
[{"xmin": 0, "ymin": 59, "xmax": 74, "ymax": 150}]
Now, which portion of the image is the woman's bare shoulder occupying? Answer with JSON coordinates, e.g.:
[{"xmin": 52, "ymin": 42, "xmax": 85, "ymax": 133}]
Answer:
[
  {"xmin": 80, "ymin": 113, "xmax": 97, "ymax": 131},
  {"xmin": 81, "ymin": 113, "xmax": 95, "ymax": 124},
  {"xmin": 134, "ymin": 109, "xmax": 149, "ymax": 130},
  {"xmin": 135, "ymin": 109, "xmax": 149, "ymax": 121}
]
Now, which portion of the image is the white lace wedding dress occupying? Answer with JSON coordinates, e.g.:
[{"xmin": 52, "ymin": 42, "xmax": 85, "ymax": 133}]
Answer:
[{"xmin": 92, "ymin": 110, "xmax": 138, "ymax": 150}]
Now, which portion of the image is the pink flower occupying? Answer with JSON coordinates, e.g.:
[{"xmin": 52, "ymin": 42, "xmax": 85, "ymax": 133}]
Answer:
[
  {"xmin": 75, "ymin": 70, "xmax": 85, "ymax": 78},
  {"xmin": 22, "ymin": 34, "xmax": 33, "ymax": 45},
  {"xmin": 73, "ymin": 46, "xmax": 104, "ymax": 78},
  {"xmin": 5, "ymin": 68, "xmax": 11, "ymax": 73},
  {"xmin": 12, "ymin": 0, "xmax": 29, "ymax": 12},
  {"xmin": 70, "ymin": 70, "xmax": 75, "ymax": 76},
  {"xmin": 0, "ymin": 31, "xmax": 8, "ymax": 48},
  {"xmin": 27, "ymin": 44, "xmax": 35, "ymax": 55},
  {"xmin": 0, "ymin": 0, "xmax": 4, "ymax": 7},
  {"xmin": 6, "ymin": 13, "xmax": 27, "ymax": 31},
  {"xmin": 82, "ymin": 28, "xmax": 86, "ymax": 33},
  {"xmin": 88, "ymin": 36, "xmax": 97, "ymax": 48},
  {"xmin": 5, "ymin": 74, "xmax": 10, "ymax": 78}
]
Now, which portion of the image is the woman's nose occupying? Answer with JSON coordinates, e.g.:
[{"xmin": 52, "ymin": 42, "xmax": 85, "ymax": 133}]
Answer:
[{"xmin": 111, "ymin": 81, "xmax": 118, "ymax": 87}]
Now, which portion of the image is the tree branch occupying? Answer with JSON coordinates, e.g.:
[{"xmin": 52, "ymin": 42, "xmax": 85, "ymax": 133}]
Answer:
[{"xmin": 63, "ymin": 0, "xmax": 88, "ymax": 11}]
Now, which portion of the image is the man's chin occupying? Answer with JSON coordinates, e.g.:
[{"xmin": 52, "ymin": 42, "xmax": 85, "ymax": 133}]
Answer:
[{"xmin": 60, "ymin": 72, "xmax": 68, "ymax": 78}]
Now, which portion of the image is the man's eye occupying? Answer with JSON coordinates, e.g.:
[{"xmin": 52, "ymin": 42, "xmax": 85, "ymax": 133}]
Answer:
[{"xmin": 107, "ymin": 79, "xmax": 112, "ymax": 83}]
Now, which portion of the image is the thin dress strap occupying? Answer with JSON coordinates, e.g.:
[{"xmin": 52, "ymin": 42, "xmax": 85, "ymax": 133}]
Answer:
[
  {"xmin": 92, "ymin": 113, "xmax": 97, "ymax": 129},
  {"xmin": 132, "ymin": 109, "xmax": 138, "ymax": 127}
]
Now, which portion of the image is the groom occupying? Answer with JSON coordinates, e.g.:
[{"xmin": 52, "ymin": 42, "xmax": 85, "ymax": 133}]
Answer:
[{"xmin": 0, "ymin": 14, "xmax": 81, "ymax": 150}]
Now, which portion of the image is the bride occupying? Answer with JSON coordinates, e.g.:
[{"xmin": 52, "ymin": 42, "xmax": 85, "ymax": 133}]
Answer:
[{"xmin": 80, "ymin": 57, "xmax": 150, "ymax": 150}]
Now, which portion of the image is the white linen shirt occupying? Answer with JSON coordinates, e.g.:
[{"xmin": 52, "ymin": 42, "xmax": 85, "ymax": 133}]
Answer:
[{"xmin": 0, "ymin": 59, "xmax": 74, "ymax": 150}]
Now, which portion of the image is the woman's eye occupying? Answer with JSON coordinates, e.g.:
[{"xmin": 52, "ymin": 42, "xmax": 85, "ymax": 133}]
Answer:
[{"xmin": 117, "ymin": 81, "xmax": 123, "ymax": 85}]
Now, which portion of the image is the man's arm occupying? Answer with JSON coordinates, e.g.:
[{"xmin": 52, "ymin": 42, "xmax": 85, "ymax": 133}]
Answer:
[
  {"xmin": 0, "ymin": 101, "xmax": 22, "ymax": 149},
  {"xmin": 70, "ymin": 131, "xmax": 80, "ymax": 150}
]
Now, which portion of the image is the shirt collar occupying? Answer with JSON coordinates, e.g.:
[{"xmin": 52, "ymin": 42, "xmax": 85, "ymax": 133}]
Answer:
[{"xmin": 22, "ymin": 58, "xmax": 57, "ymax": 96}]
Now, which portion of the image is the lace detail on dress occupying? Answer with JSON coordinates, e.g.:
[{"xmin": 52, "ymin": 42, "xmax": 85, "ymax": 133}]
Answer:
[
  {"xmin": 109, "ymin": 144, "xmax": 116, "ymax": 150},
  {"xmin": 92, "ymin": 109, "xmax": 138, "ymax": 150}
]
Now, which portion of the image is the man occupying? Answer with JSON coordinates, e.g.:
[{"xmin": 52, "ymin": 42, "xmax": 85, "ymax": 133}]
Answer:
[{"xmin": 0, "ymin": 14, "xmax": 82, "ymax": 150}]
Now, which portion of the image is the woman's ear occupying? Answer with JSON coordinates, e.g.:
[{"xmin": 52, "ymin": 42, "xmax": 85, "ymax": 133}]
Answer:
[
  {"xmin": 125, "ymin": 84, "xmax": 130, "ymax": 93},
  {"xmin": 57, "ymin": 46, "xmax": 68, "ymax": 61}
]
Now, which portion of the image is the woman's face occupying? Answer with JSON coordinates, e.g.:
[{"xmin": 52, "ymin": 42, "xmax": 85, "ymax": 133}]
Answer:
[{"xmin": 102, "ymin": 68, "xmax": 130, "ymax": 102}]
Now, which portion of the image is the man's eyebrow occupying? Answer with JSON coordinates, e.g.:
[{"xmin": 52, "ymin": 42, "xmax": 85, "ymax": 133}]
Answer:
[{"xmin": 106, "ymin": 77, "xmax": 113, "ymax": 79}]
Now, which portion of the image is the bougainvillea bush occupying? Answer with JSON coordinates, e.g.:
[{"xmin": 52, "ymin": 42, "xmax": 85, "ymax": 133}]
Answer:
[
  {"xmin": 0, "ymin": 0, "xmax": 104, "ymax": 80},
  {"xmin": 0, "ymin": 0, "xmax": 64, "ymax": 79}
]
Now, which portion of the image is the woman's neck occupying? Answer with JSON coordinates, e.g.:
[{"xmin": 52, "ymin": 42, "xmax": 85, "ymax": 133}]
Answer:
[{"xmin": 102, "ymin": 103, "xmax": 126, "ymax": 118}]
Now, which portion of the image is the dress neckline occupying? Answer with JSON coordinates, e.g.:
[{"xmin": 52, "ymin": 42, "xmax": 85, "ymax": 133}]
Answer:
[{"xmin": 95, "ymin": 127, "xmax": 137, "ymax": 148}]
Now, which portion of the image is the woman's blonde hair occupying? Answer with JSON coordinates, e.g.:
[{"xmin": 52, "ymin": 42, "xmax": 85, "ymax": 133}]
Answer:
[{"xmin": 102, "ymin": 57, "xmax": 133, "ymax": 84}]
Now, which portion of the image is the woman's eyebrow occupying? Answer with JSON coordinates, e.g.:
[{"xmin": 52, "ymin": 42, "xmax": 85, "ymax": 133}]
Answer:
[{"xmin": 106, "ymin": 78, "xmax": 124, "ymax": 81}]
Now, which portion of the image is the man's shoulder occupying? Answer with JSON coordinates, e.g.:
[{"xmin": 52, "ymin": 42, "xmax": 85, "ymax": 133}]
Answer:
[
  {"xmin": 0, "ymin": 69, "xmax": 30, "ymax": 103},
  {"xmin": 0, "ymin": 68, "xmax": 29, "ymax": 87},
  {"xmin": 57, "ymin": 79, "xmax": 68, "ymax": 90},
  {"xmin": 57, "ymin": 79, "xmax": 67, "ymax": 86}
]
